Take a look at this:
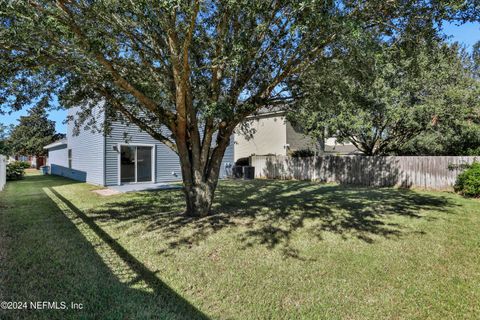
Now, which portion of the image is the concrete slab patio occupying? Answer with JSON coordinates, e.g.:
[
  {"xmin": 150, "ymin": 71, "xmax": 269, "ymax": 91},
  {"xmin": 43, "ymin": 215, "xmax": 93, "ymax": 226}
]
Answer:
[
  {"xmin": 92, "ymin": 188, "xmax": 121, "ymax": 196},
  {"xmin": 108, "ymin": 182, "xmax": 183, "ymax": 193}
]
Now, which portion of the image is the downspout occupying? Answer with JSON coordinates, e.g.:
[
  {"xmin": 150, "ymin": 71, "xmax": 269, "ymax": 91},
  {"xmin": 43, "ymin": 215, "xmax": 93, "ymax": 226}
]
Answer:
[{"xmin": 103, "ymin": 106, "xmax": 107, "ymax": 187}]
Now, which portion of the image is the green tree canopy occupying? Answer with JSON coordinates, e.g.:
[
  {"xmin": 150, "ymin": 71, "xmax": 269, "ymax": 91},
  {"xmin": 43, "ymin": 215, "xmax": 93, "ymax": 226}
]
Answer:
[
  {"xmin": 1, "ymin": 1, "xmax": 478, "ymax": 215},
  {"xmin": 8, "ymin": 101, "xmax": 60, "ymax": 157},
  {"xmin": 473, "ymin": 40, "xmax": 480, "ymax": 74},
  {"xmin": 0, "ymin": 122, "xmax": 13, "ymax": 156},
  {"xmin": 289, "ymin": 32, "xmax": 480, "ymax": 155}
]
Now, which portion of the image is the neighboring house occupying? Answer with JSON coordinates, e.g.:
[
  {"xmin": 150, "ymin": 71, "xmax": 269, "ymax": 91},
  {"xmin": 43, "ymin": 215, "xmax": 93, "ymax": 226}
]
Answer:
[
  {"xmin": 8, "ymin": 155, "xmax": 46, "ymax": 168},
  {"xmin": 44, "ymin": 107, "xmax": 234, "ymax": 186},
  {"xmin": 323, "ymin": 137, "xmax": 362, "ymax": 155},
  {"xmin": 234, "ymin": 109, "xmax": 359, "ymax": 161}
]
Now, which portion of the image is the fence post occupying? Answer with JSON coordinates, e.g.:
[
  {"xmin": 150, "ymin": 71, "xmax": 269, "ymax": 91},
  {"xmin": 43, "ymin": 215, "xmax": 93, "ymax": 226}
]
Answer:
[{"xmin": 0, "ymin": 155, "xmax": 6, "ymax": 191}]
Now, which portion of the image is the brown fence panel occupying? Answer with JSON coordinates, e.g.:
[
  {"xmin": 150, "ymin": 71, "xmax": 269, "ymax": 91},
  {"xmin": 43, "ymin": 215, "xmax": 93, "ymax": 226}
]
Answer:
[{"xmin": 250, "ymin": 155, "xmax": 477, "ymax": 190}]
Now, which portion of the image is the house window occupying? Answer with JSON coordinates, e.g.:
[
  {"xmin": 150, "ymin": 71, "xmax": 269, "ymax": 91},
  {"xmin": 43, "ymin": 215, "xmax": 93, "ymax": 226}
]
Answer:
[{"xmin": 68, "ymin": 149, "xmax": 72, "ymax": 168}]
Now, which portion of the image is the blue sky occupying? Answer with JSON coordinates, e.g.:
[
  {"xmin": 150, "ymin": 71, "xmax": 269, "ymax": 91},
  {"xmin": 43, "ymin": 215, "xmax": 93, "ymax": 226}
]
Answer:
[{"xmin": 1, "ymin": 21, "xmax": 479, "ymax": 134}]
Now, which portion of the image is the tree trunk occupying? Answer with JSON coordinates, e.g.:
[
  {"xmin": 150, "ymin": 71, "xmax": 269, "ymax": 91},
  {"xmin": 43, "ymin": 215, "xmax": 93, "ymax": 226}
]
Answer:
[
  {"xmin": 183, "ymin": 179, "xmax": 216, "ymax": 217},
  {"xmin": 180, "ymin": 159, "xmax": 223, "ymax": 217},
  {"xmin": 177, "ymin": 133, "xmax": 229, "ymax": 217},
  {"xmin": 317, "ymin": 129, "xmax": 326, "ymax": 154}
]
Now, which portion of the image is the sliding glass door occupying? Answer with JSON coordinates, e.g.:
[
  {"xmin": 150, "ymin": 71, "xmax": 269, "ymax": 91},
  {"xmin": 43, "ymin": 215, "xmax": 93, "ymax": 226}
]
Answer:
[
  {"xmin": 120, "ymin": 146, "xmax": 136, "ymax": 183},
  {"xmin": 137, "ymin": 146, "xmax": 152, "ymax": 182},
  {"xmin": 120, "ymin": 145, "xmax": 153, "ymax": 183}
]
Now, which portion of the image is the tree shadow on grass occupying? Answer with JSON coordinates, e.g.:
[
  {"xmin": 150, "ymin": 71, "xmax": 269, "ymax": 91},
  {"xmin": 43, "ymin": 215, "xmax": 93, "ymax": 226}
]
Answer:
[
  {"xmin": 48, "ymin": 188, "xmax": 208, "ymax": 319},
  {"xmin": 1, "ymin": 174, "xmax": 208, "ymax": 319},
  {"xmin": 89, "ymin": 180, "xmax": 457, "ymax": 260}
]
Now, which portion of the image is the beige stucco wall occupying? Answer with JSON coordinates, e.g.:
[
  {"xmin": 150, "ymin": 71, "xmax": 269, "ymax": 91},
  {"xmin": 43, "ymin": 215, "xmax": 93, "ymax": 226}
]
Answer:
[
  {"xmin": 234, "ymin": 115, "xmax": 287, "ymax": 161},
  {"xmin": 285, "ymin": 122, "xmax": 319, "ymax": 152}
]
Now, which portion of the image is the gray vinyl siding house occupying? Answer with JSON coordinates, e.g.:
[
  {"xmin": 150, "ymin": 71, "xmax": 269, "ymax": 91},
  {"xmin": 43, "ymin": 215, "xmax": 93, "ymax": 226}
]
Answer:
[
  {"xmin": 44, "ymin": 143, "xmax": 69, "ymax": 168},
  {"xmin": 45, "ymin": 106, "xmax": 234, "ymax": 186}
]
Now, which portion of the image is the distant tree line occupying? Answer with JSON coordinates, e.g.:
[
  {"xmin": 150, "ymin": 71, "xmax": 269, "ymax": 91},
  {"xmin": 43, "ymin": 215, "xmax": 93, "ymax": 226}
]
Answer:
[
  {"xmin": 0, "ymin": 103, "xmax": 64, "ymax": 157},
  {"xmin": 288, "ymin": 32, "xmax": 480, "ymax": 156}
]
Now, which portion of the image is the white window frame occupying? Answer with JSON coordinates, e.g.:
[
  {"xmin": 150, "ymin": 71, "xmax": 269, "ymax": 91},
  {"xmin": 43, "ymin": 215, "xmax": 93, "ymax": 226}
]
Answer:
[{"xmin": 117, "ymin": 143, "xmax": 156, "ymax": 185}]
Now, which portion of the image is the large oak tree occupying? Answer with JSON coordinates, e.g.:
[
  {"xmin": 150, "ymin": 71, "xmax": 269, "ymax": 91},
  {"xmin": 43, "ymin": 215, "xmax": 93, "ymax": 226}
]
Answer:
[{"xmin": 1, "ymin": 1, "xmax": 477, "ymax": 216}]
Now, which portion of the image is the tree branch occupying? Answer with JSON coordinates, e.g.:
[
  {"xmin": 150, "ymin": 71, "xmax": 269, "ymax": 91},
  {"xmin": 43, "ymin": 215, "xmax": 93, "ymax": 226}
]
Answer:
[
  {"xmin": 97, "ymin": 86, "xmax": 178, "ymax": 153},
  {"xmin": 55, "ymin": 1, "xmax": 176, "ymax": 131}
]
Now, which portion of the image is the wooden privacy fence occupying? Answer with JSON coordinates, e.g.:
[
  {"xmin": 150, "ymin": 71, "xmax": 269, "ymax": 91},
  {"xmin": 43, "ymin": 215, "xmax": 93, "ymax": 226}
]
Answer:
[
  {"xmin": 250, "ymin": 155, "xmax": 477, "ymax": 190},
  {"xmin": 0, "ymin": 155, "xmax": 6, "ymax": 191}
]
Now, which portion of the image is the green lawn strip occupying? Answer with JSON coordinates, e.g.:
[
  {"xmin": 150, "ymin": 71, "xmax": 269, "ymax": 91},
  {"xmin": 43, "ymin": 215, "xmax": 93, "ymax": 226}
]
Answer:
[{"xmin": 1, "ymin": 173, "xmax": 479, "ymax": 319}]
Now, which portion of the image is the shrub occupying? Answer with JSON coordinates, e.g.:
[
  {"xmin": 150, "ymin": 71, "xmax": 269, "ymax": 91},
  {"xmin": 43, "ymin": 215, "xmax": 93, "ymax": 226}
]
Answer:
[
  {"xmin": 454, "ymin": 162, "xmax": 480, "ymax": 197},
  {"xmin": 290, "ymin": 149, "xmax": 315, "ymax": 158},
  {"xmin": 235, "ymin": 157, "xmax": 250, "ymax": 166},
  {"xmin": 17, "ymin": 161, "xmax": 31, "ymax": 169},
  {"xmin": 6, "ymin": 162, "xmax": 26, "ymax": 180}
]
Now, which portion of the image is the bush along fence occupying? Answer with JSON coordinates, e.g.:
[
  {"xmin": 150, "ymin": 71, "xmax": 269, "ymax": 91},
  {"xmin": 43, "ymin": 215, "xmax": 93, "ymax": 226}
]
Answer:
[
  {"xmin": 250, "ymin": 155, "xmax": 478, "ymax": 190},
  {"xmin": 0, "ymin": 155, "xmax": 6, "ymax": 191}
]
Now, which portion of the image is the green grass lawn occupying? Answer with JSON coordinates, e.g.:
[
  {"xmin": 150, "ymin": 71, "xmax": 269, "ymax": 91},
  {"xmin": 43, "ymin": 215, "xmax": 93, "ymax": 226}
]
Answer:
[{"xmin": 1, "ymin": 172, "xmax": 479, "ymax": 319}]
